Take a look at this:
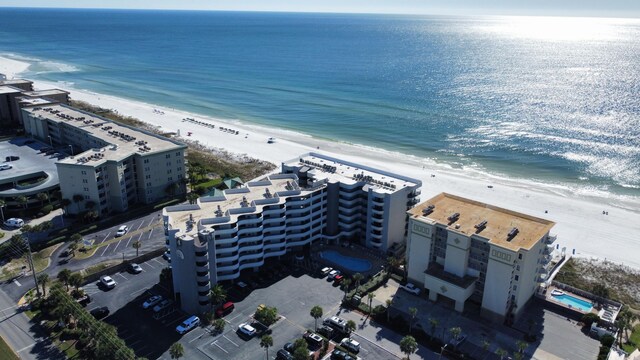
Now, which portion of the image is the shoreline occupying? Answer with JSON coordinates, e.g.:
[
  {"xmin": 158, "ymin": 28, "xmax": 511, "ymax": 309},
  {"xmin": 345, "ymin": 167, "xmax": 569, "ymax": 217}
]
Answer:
[{"xmin": 2, "ymin": 54, "xmax": 640, "ymax": 269}]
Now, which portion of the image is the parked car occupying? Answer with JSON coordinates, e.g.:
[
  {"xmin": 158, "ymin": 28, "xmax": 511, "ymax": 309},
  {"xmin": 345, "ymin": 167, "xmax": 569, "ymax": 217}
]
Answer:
[
  {"xmin": 3, "ymin": 218, "xmax": 24, "ymax": 228},
  {"xmin": 90, "ymin": 306, "xmax": 109, "ymax": 319},
  {"xmin": 333, "ymin": 274, "xmax": 344, "ymax": 284},
  {"xmin": 340, "ymin": 338, "xmax": 361, "ymax": 354},
  {"xmin": 153, "ymin": 299, "xmax": 173, "ymax": 313},
  {"xmin": 276, "ymin": 349, "xmax": 293, "ymax": 360},
  {"xmin": 215, "ymin": 301, "xmax": 234, "ymax": 317},
  {"xmin": 0, "ymin": 164, "xmax": 13, "ymax": 171},
  {"xmin": 100, "ymin": 275, "xmax": 117, "ymax": 289},
  {"xmin": 304, "ymin": 332, "xmax": 324, "ymax": 349},
  {"xmin": 328, "ymin": 270, "xmax": 341, "ymax": 280},
  {"xmin": 331, "ymin": 349, "xmax": 356, "ymax": 360},
  {"xmin": 283, "ymin": 343, "xmax": 294, "ymax": 353},
  {"xmin": 128, "ymin": 263, "xmax": 143, "ymax": 274},
  {"xmin": 317, "ymin": 325, "xmax": 335, "ymax": 339},
  {"xmin": 163, "ymin": 251, "xmax": 171, "ymax": 262},
  {"xmin": 115, "ymin": 225, "xmax": 129, "ymax": 237},
  {"xmin": 238, "ymin": 323, "xmax": 257, "ymax": 337},
  {"xmin": 176, "ymin": 315, "xmax": 200, "ymax": 334},
  {"xmin": 320, "ymin": 267, "xmax": 333, "ymax": 277},
  {"xmin": 142, "ymin": 295, "xmax": 163, "ymax": 309},
  {"xmin": 401, "ymin": 282, "xmax": 421, "ymax": 295},
  {"xmin": 449, "ymin": 333, "xmax": 468, "ymax": 347}
]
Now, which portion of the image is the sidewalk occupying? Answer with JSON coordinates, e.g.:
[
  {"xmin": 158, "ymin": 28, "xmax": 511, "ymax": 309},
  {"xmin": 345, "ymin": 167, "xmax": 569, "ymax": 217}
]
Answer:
[{"xmin": 0, "ymin": 208, "xmax": 65, "ymax": 244}]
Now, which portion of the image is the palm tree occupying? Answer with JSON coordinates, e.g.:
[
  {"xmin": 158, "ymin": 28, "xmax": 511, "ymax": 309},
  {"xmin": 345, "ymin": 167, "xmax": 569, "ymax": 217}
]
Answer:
[
  {"xmin": 342, "ymin": 278, "xmax": 352, "ymax": 300},
  {"xmin": 408, "ymin": 307, "xmax": 418, "ymax": 334},
  {"xmin": 69, "ymin": 272, "xmax": 83, "ymax": 290},
  {"xmin": 449, "ymin": 327, "xmax": 462, "ymax": 343},
  {"xmin": 209, "ymin": 284, "xmax": 227, "ymax": 310},
  {"xmin": 367, "ymin": 292, "xmax": 375, "ymax": 316},
  {"xmin": 513, "ymin": 352, "xmax": 523, "ymax": 360},
  {"xmin": 72, "ymin": 194, "xmax": 84, "ymax": 212},
  {"xmin": 310, "ymin": 305, "xmax": 323, "ymax": 331},
  {"xmin": 428, "ymin": 318, "xmax": 439, "ymax": 339},
  {"xmin": 169, "ymin": 342, "xmax": 184, "ymax": 359},
  {"xmin": 0, "ymin": 199, "xmax": 6, "ymax": 222},
  {"xmin": 260, "ymin": 335, "xmax": 273, "ymax": 359},
  {"xmin": 61, "ymin": 198, "xmax": 71, "ymax": 214},
  {"xmin": 132, "ymin": 240, "xmax": 142, "ymax": 257},
  {"xmin": 37, "ymin": 273, "xmax": 49, "ymax": 297},
  {"xmin": 352, "ymin": 273, "xmax": 364, "ymax": 293},
  {"xmin": 16, "ymin": 195, "xmax": 28, "ymax": 209},
  {"xmin": 37, "ymin": 192, "xmax": 49, "ymax": 206},
  {"xmin": 212, "ymin": 318, "xmax": 226, "ymax": 333},
  {"xmin": 346, "ymin": 320, "xmax": 356, "ymax": 334},
  {"xmin": 399, "ymin": 335, "xmax": 418, "ymax": 360},
  {"xmin": 516, "ymin": 340, "xmax": 528, "ymax": 354},
  {"xmin": 187, "ymin": 192, "xmax": 199, "ymax": 205},
  {"xmin": 85, "ymin": 200, "xmax": 96, "ymax": 211},
  {"xmin": 482, "ymin": 340, "xmax": 491, "ymax": 358},
  {"xmin": 495, "ymin": 348, "xmax": 508, "ymax": 360},
  {"xmin": 68, "ymin": 242, "xmax": 79, "ymax": 257},
  {"xmin": 385, "ymin": 299, "xmax": 393, "ymax": 323},
  {"xmin": 57, "ymin": 269, "xmax": 72, "ymax": 290}
]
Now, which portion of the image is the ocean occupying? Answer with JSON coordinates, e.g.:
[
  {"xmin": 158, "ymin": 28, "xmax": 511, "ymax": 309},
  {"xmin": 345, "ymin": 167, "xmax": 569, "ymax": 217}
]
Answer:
[{"xmin": 0, "ymin": 8, "xmax": 639, "ymax": 199}]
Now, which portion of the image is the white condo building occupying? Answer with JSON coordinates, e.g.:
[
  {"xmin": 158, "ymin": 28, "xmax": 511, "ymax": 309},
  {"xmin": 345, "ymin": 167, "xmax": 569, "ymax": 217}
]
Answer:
[
  {"xmin": 406, "ymin": 193, "xmax": 556, "ymax": 323},
  {"xmin": 163, "ymin": 153, "xmax": 421, "ymax": 313},
  {"xmin": 21, "ymin": 105, "xmax": 187, "ymax": 215}
]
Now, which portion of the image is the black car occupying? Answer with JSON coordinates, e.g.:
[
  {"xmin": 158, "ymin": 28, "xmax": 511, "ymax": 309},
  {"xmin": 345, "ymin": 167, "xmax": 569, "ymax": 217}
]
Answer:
[
  {"xmin": 331, "ymin": 350, "xmax": 356, "ymax": 360},
  {"xmin": 90, "ymin": 306, "xmax": 109, "ymax": 319},
  {"xmin": 317, "ymin": 325, "xmax": 335, "ymax": 339},
  {"xmin": 276, "ymin": 349, "xmax": 293, "ymax": 360}
]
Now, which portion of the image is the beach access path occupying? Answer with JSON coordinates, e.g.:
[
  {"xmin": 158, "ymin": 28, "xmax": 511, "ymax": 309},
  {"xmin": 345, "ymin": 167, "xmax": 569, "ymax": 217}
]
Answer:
[{"xmin": 2, "ymin": 55, "xmax": 639, "ymax": 269}]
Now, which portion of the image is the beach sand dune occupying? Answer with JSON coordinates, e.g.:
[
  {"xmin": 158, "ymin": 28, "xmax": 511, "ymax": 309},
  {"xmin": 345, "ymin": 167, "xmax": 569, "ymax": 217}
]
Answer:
[{"xmin": 2, "ymin": 55, "xmax": 639, "ymax": 269}]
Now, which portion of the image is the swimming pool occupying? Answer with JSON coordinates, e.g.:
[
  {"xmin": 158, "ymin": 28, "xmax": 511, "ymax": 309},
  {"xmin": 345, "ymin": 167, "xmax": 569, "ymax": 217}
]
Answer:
[
  {"xmin": 321, "ymin": 250, "xmax": 372, "ymax": 273},
  {"xmin": 551, "ymin": 293, "xmax": 593, "ymax": 312}
]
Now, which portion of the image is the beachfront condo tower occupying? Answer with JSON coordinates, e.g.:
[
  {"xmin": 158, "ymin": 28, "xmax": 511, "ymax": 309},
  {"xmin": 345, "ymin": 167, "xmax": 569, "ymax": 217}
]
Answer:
[
  {"xmin": 163, "ymin": 152, "xmax": 421, "ymax": 313},
  {"xmin": 405, "ymin": 193, "xmax": 557, "ymax": 323},
  {"xmin": 21, "ymin": 105, "xmax": 187, "ymax": 216}
]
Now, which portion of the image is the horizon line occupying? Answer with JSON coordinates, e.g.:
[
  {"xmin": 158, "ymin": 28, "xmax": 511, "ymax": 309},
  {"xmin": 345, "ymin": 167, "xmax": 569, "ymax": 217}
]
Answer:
[{"xmin": 1, "ymin": 6, "xmax": 639, "ymax": 20}]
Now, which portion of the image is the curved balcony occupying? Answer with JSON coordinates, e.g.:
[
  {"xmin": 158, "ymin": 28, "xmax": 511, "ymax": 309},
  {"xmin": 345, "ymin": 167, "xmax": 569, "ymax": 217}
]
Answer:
[
  {"xmin": 215, "ymin": 236, "xmax": 238, "ymax": 246},
  {"xmin": 238, "ymin": 234, "xmax": 263, "ymax": 245},
  {"xmin": 264, "ymin": 240, "xmax": 286, "ymax": 249},
  {"xmin": 338, "ymin": 212, "xmax": 359, "ymax": 223},
  {"xmin": 264, "ymin": 247, "xmax": 286, "ymax": 257},
  {"xmin": 263, "ymin": 218, "xmax": 285, "ymax": 226},
  {"xmin": 216, "ymin": 263, "xmax": 239, "ymax": 272},
  {"xmin": 263, "ymin": 232, "xmax": 285, "ymax": 242},
  {"xmin": 195, "ymin": 260, "xmax": 209, "ymax": 269},
  {"xmin": 215, "ymin": 252, "xmax": 239, "ymax": 262},
  {"xmin": 238, "ymin": 257, "xmax": 264, "ymax": 271},
  {"xmin": 217, "ymin": 271, "xmax": 240, "ymax": 282},
  {"xmin": 338, "ymin": 197, "xmax": 360, "ymax": 207},
  {"xmin": 238, "ymin": 250, "xmax": 264, "ymax": 261},
  {"xmin": 198, "ymin": 293, "xmax": 210, "ymax": 304},
  {"xmin": 195, "ymin": 253, "xmax": 208, "ymax": 263},
  {"xmin": 237, "ymin": 216, "xmax": 263, "ymax": 227},
  {"xmin": 370, "ymin": 222, "xmax": 384, "ymax": 232},
  {"xmin": 238, "ymin": 242, "xmax": 264, "ymax": 253},
  {"xmin": 238, "ymin": 226, "xmax": 263, "ymax": 237},
  {"xmin": 286, "ymin": 207, "xmax": 312, "ymax": 216},
  {"xmin": 286, "ymin": 197, "xmax": 312, "ymax": 207},
  {"xmin": 196, "ymin": 271, "xmax": 210, "ymax": 282},
  {"xmin": 214, "ymin": 227, "xmax": 237, "ymax": 236}
]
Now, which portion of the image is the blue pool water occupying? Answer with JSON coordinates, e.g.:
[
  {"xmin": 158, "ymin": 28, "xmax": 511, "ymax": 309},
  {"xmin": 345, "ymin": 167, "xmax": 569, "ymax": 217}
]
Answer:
[
  {"xmin": 321, "ymin": 250, "xmax": 372, "ymax": 273},
  {"xmin": 552, "ymin": 293, "xmax": 593, "ymax": 312}
]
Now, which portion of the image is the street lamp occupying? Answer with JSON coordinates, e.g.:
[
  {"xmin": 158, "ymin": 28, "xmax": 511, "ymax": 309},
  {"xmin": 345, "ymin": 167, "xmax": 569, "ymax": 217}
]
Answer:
[
  {"xmin": 439, "ymin": 344, "xmax": 449, "ymax": 360},
  {"xmin": 68, "ymin": 145, "xmax": 74, "ymax": 156},
  {"xmin": 0, "ymin": 203, "xmax": 5, "ymax": 223},
  {"xmin": 47, "ymin": 135, "xmax": 52, "ymax": 146}
]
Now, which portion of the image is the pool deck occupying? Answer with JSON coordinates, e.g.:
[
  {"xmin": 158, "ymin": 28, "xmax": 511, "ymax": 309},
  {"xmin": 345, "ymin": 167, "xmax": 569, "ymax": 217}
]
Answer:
[
  {"xmin": 312, "ymin": 243, "xmax": 385, "ymax": 277},
  {"xmin": 545, "ymin": 285, "xmax": 597, "ymax": 315}
]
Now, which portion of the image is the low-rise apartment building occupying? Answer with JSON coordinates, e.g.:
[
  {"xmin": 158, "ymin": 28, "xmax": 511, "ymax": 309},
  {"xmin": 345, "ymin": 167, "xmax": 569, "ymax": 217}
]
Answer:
[
  {"xmin": 406, "ymin": 193, "xmax": 556, "ymax": 323},
  {"xmin": 21, "ymin": 105, "xmax": 187, "ymax": 215},
  {"xmin": 164, "ymin": 153, "xmax": 421, "ymax": 313}
]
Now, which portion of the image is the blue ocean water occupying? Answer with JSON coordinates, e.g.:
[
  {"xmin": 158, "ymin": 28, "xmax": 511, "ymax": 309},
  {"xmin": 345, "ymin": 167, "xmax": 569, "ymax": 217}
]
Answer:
[{"xmin": 0, "ymin": 8, "xmax": 639, "ymax": 199}]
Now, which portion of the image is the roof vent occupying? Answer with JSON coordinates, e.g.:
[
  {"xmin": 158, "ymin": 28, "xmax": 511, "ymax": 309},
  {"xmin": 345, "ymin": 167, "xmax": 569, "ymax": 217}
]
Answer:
[
  {"xmin": 447, "ymin": 212, "xmax": 460, "ymax": 223},
  {"xmin": 264, "ymin": 188, "xmax": 272, "ymax": 198},
  {"xmin": 474, "ymin": 220, "xmax": 488, "ymax": 232},
  {"xmin": 507, "ymin": 227, "xmax": 519, "ymax": 240},
  {"xmin": 454, "ymin": 224, "xmax": 461, "ymax": 229},
  {"xmin": 215, "ymin": 205, "xmax": 223, "ymax": 217},
  {"xmin": 422, "ymin": 204, "xmax": 435, "ymax": 216}
]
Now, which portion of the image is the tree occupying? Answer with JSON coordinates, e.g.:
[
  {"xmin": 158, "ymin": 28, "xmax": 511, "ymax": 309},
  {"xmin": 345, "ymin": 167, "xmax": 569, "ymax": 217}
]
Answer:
[
  {"xmin": 449, "ymin": 327, "xmax": 462, "ymax": 344},
  {"xmin": 495, "ymin": 348, "xmax": 508, "ymax": 360},
  {"xmin": 68, "ymin": 242, "xmax": 79, "ymax": 257},
  {"xmin": 255, "ymin": 305, "xmax": 278, "ymax": 326},
  {"xmin": 352, "ymin": 273, "xmax": 364, "ymax": 293},
  {"xmin": 169, "ymin": 342, "xmax": 184, "ymax": 359},
  {"xmin": 209, "ymin": 285, "xmax": 227, "ymax": 309},
  {"xmin": 132, "ymin": 240, "xmax": 142, "ymax": 257},
  {"xmin": 342, "ymin": 278, "xmax": 352, "ymax": 300},
  {"xmin": 69, "ymin": 272, "xmax": 84, "ymax": 290},
  {"xmin": 61, "ymin": 198, "xmax": 72, "ymax": 214},
  {"xmin": 70, "ymin": 233, "xmax": 82, "ymax": 244},
  {"xmin": 385, "ymin": 299, "xmax": 393, "ymax": 323},
  {"xmin": 591, "ymin": 283, "xmax": 610, "ymax": 299},
  {"xmin": 212, "ymin": 318, "xmax": 225, "ymax": 333},
  {"xmin": 57, "ymin": 269, "xmax": 72, "ymax": 290},
  {"xmin": 516, "ymin": 340, "xmax": 528, "ymax": 354},
  {"xmin": 428, "ymin": 318, "xmax": 439, "ymax": 339},
  {"xmin": 37, "ymin": 273, "xmax": 49, "ymax": 297},
  {"xmin": 17, "ymin": 195, "xmax": 28, "ymax": 209},
  {"xmin": 482, "ymin": 340, "xmax": 491, "ymax": 356},
  {"xmin": 408, "ymin": 307, "xmax": 418, "ymax": 333},
  {"xmin": 187, "ymin": 192, "xmax": 199, "ymax": 205},
  {"xmin": 292, "ymin": 339, "xmax": 308, "ymax": 360},
  {"xmin": 310, "ymin": 305, "xmax": 323, "ymax": 330},
  {"xmin": 72, "ymin": 194, "xmax": 84, "ymax": 212},
  {"xmin": 513, "ymin": 352, "xmax": 523, "ymax": 360},
  {"xmin": 367, "ymin": 292, "xmax": 375, "ymax": 316},
  {"xmin": 346, "ymin": 320, "xmax": 356, "ymax": 334},
  {"xmin": 260, "ymin": 335, "xmax": 273, "ymax": 359},
  {"xmin": 400, "ymin": 335, "xmax": 418, "ymax": 360},
  {"xmin": 37, "ymin": 192, "xmax": 49, "ymax": 206},
  {"xmin": 85, "ymin": 200, "xmax": 96, "ymax": 210}
]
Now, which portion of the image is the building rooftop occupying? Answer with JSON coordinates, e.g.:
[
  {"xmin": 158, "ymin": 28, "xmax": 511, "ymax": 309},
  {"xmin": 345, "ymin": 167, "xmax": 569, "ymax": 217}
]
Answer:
[
  {"xmin": 164, "ymin": 174, "xmax": 304, "ymax": 238},
  {"xmin": 22, "ymin": 89, "xmax": 69, "ymax": 97},
  {"xmin": 0, "ymin": 85, "xmax": 22, "ymax": 95},
  {"xmin": 24, "ymin": 105, "xmax": 185, "ymax": 165},
  {"xmin": 408, "ymin": 193, "xmax": 555, "ymax": 251},
  {"xmin": 0, "ymin": 79, "xmax": 33, "ymax": 87},
  {"xmin": 0, "ymin": 138, "xmax": 60, "ymax": 196},
  {"xmin": 286, "ymin": 152, "xmax": 420, "ymax": 193},
  {"xmin": 17, "ymin": 96, "xmax": 58, "ymax": 107}
]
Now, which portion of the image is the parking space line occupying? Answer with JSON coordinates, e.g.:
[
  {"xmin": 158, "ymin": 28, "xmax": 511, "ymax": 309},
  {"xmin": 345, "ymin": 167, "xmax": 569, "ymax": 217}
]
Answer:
[
  {"xmin": 117, "ymin": 273, "xmax": 128, "ymax": 281},
  {"xmin": 151, "ymin": 258, "xmax": 164, "ymax": 266},
  {"xmin": 213, "ymin": 341, "xmax": 228, "ymax": 353},
  {"xmin": 147, "ymin": 227, "xmax": 155, "ymax": 239},
  {"xmin": 136, "ymin": 220, "xmax": 144, "ymax": 231},
  {"xmin": 125, "ymin": 234, "xmax": 134, "ymax": 249},
  {"xmin": 102, "ymin": 232, "xmax": 111, "ymax": 243},
  {"xmin": 147, "ymin": 217, "xmax": 155, "ymax": 228},
  {"xmin": 144, "ymin": 261, "xmax": 156, "ymax": 269},
  {"xmin": 131, "ymin": 288, "xmax": 148, "ymax": 297},
  {"xmin": 100, "ymin": 243, "xmax": 112, "ymax": 256},
  {"xmin": 222, "ymin": 335, "xmax": 239, "ymax": 347}
]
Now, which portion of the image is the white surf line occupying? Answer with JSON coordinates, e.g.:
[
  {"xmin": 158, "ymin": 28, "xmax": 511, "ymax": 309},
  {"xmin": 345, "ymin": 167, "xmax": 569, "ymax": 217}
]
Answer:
[{"xmin": 100, "ymin": 243, "xmax": 112, "ymax": 256}]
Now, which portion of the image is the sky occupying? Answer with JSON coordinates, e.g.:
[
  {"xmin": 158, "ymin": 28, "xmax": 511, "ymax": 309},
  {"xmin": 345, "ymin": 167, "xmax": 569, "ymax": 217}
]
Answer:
[{"xmin": 0, "ymin": 0, "xmax": 639, "ymax": 18}]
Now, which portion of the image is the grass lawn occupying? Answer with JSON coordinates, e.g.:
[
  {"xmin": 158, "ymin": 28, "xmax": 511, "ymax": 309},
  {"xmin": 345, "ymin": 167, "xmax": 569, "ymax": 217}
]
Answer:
[
  {"xmin": 0, "ymin": 243, "xmax": 61, "ymax": 281},
  {"xmin": 0, "ymin": 335, "xmax": 19, "ymax": 360},
  {"xmin": 194, "ymin": 177, "xmax": 223, "ymax": 191},
  {"xmin": 83, "ymin": 260, "xmax": 120, "ymax": 277},
  {"xmin": 622, "ymin": 324, "xmax": 640, "ymax": 353}
]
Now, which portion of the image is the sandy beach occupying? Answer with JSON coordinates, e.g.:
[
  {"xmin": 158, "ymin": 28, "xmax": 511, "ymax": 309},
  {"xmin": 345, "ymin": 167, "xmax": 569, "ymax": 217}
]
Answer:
[{"xmin": 2, "ymin": 55, "xmax": 639, "ymax": 269}]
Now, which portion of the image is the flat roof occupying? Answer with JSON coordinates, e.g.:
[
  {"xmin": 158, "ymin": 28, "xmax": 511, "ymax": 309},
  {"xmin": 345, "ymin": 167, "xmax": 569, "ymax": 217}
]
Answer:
[
  {"xmin": 408, "ymin": 193, "xmax": 555, "ymax": 251},
  {"xmin": 0, "ymin": 138, "xmax": 60, "ymax": 196},
  {"xmin": 287, "ymin": 152, "xmax": 420, "ymax": 193},
  {"xmin": 24, "ymin": 105, "xmax": 185, "ymax": 165},
  {"xmin": 0, "ymin": 85, "xmax": 22, "ymax": 95},
  {"xmin": 165, "ymin": 174, "xmax": 302, "ymax": 237},
  {"xmin": 17, "ymin": 96, "xmax": 58, "ymax": 107},
  {"xmin": 0, "ymin": 79, "xmax": 33, "ymax": 86},
  {"xmin": 22, "ymin": 89, "xmax": 69, "ymax": 97}
]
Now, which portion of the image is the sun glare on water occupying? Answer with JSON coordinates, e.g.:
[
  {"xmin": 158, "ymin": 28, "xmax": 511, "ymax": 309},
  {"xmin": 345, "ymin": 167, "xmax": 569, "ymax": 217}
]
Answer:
[{"xmin": 484, "ymin": 16, "xmax": 634, "ymax": 41}]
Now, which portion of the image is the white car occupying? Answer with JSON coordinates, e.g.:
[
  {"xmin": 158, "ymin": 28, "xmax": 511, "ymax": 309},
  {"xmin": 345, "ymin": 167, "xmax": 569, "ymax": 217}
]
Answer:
[
  {"xmin": 238, "ymin": 323, "xmax": 256, "ymax": 337},
  {"xmin": 401, "ymin": 283, "xmax": 421, "ymax": 295},
  {"xmin": 320, "ymin": 267, "xmax": 333, "ymax": 277},
  {"xmin": 115, "ymin": 225, "xmax": 129, "ymax": 237},
  {"xmin": 340, "ymin": 338, "xmax": 361, "ymax": 354},
  {"xmin": 3, "ymin": 218, "xmax": 24, "ymax": 228},
  {"xmin": 176, "ymin": 315, "xmax": 200, "ymax": 334},
  {"xmin": 142, "ymin": 295, "xmax": 163, "ymax": 309},
  {"xmin": 100, "ymin": 275, "xmax": 117, "ymax": 289},
  {"xmin": 328, "ymin": 270, "xmax": 341, "ymax": 280},
  {"xmin": 0, "ymin": 164, "xmax": 13, "ymax": 171}
]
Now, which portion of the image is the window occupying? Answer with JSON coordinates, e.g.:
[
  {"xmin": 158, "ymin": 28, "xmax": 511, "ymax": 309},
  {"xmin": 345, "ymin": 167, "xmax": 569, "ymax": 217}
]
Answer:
[
  {"xmin": 145, "ymin": 167, "xmax": 150, "ymax": 171},
  {"xmin": 144, "ymin": 159, "xmax": 149, "ymax": 164},
  {"xmin": 518, "ymin": 253, "xmax": 523, "ymax": 260},
  {"xmin": 175, "ymin": 152, "xmax": 181, "ymax": 156},
  {"xmin": 514, "ymin": 275, "xmax": 519, "ymax": 281},
  {"xmin": 168, "ymin": 177, "xmax": 173, "ymax": 182},
  {"xmin": 513, "ymin": 285, "xmax": 517, "ymax": 291},
  {"xmin": 84, "ymin": 187, "xmax": 89, "ymax": 192},
  {"xmin": 84, "ymin": 195, "xmax": 90, "ymax": 200},
  {"xmin": 145, "ymin": 174, "xmax": 151, "ymax": 179},
  {"xmin": 146, "ymin": 182, "xmax": 151, "ymax": 187},
  {"xmin": 165, "ymin": 154, "xmax": 171, "ymax": 159},
  {"xmin": 167, "ymin": 169, "xmax": 172, "ymax": 174},
  {"xmin": 516, "ymin": 265, "xmax": 520, "ymax": 271},
  {"xmin": 177, "ymin": 167, "xmax": 182, "ymax": 171},
  {"xmin": 82, "ymin": 179, "xmax": 88, "ymax": 183},
  {"xmin": 147, "ymin": 189, "xmax": 152, "ymax": 194},
  {"xmin": 178, "ymin": 174, "xmax": 183, "ymax": 179},
  {"xmin": 81, "ymin": 170, "xmax": 87, "ymax": 175},
  {"xmin": 167, "ymin": 161, "xmax": 171, "ymax": 167}
]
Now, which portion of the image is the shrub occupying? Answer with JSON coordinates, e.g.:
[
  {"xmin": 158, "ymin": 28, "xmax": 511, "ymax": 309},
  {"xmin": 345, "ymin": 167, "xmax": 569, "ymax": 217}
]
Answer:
[
  {"xmin": 42, "ymin": 204, "xmax": 53, "ymax": 215},
  {"xmin": 601, "ymin": 334, "xmax": 615, "ymax": 348},
  {"xmin": 581, "ymin": 313, "xmax": 600, "ymax": 327}
]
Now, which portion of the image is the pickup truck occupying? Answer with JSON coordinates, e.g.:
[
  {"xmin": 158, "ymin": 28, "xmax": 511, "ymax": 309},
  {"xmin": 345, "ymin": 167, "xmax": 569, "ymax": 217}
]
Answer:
[{"xmin": 401, "ymin": 283, "xmax": 421, "ymax": 295}]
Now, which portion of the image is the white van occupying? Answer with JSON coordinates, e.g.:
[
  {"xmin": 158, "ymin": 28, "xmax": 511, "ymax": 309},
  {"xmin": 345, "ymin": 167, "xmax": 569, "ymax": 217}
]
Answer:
[
  {"xmin": 323, "ymin": 316, "xmax": 348, "ymax": 332},
  {"xmin": 3, "ymin": 218, "xmax": 24, "ymax": 228}
]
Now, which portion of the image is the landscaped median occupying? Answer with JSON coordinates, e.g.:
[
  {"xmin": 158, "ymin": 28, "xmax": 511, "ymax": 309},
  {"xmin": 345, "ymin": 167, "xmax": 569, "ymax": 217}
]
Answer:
[
  {"xmin": 0, "ymin": 242, "xmax": 62, "ymax": 281},
  {"xmin": 0, "ymin": 335, "xmax": 19, "ymax": 360}
]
